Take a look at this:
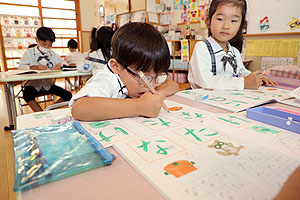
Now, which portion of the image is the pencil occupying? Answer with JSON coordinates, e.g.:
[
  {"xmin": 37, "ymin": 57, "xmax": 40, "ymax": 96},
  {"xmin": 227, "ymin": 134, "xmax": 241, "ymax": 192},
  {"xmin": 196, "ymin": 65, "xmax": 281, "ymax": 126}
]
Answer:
[
  {"xmin": 138, "ymin": 71, "xmax": 169, "ymax": 112},
  {"xmin": 256, "ymin": 66, "xmax": 267, "ymax": 75}
]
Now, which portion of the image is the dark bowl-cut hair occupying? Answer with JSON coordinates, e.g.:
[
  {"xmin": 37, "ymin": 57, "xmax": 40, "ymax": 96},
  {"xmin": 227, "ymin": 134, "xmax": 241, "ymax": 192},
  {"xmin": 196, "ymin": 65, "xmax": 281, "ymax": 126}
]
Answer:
[
  {"xmin": 36, "ymin": 26, "xmax": 56, "ymax": 42},
  {"xmin": 112, "ymin": 22, "xmax": 170, "ymax": 74},
  {"xmin": 67, "ymin": 39, "xmax": 78, "ymax": 49},
  {"xmin": 207, "ymin": 0, "xmax": 247, "ymax": 52}
]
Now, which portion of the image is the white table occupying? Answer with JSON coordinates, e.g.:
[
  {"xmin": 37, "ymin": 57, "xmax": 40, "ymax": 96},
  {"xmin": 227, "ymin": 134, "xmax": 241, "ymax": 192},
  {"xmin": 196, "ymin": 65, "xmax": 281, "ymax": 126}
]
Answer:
[{"xmin": 0, "ymin": 70, "xmax": 91, "ymax": 130}]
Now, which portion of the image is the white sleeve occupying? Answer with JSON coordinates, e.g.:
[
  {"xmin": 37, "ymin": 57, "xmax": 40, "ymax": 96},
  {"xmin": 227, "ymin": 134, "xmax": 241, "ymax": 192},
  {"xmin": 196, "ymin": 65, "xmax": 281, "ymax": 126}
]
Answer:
[
  {"xmin": 235, "ymin": 48, "xmax": 251, "ymax": 77},
  {"xmin": 52, "ymin": 52, "xmax": 65, "ymax": 65},
  {"xmin": 18, "ymin": 50, "xmax": 32, "ymax": 70},
  {"xmin": 69, "ymin": 71, "xmax": 119, "ymax": 107},
  {"xmin": 65, "ymin": 54, "xmax": 72, "ymax": 64},
  {"xmin": 188, "ymin": 41, "xmax": 245, "ymax": 90}
]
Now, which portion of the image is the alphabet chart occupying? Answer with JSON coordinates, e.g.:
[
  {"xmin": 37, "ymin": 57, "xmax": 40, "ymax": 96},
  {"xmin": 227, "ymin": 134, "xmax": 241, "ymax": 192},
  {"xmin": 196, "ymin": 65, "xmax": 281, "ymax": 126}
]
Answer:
[
  {"xmin": 176, "ymin": 86, "xmax": 291, "ymax": 112},
  {"xmin": 114, "ymin": 127, "xmax": 300, "ymax": 200},
  {"xmin": 78, "ymin": 100, "xmax": 214, "ymax": 147},
  {"xmin": 202, "ymin": 113, "xmax": 300, "ymax": 157}
]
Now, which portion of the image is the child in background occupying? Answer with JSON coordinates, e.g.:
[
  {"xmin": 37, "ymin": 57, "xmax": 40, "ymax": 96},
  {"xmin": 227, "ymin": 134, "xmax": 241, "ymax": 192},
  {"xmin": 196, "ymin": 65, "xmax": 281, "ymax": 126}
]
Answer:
[
  {"xmin": 188, "ymin": 0, "xmax": 277, "ymax": 90},
  {"xmin": 77, "ymin": 26, "xmax": 114, "ymax": 75},
  {"xmin": 70, "ymin": 22, "xmax": 179, "ymax": 121},
  {"xmin": 19, "ymin": 26, "xmax": 72, "ymax": 112},
  {"xmin": 65, "ymin": 39, "xmax": 83, "ymax": 88},
  {"xmin": 65, "ymin": 39, "xmax": 83, "ymax": 66}
]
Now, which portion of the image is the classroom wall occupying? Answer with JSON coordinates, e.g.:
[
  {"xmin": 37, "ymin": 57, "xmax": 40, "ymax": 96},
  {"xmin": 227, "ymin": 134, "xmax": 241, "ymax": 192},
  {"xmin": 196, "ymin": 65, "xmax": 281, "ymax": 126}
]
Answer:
[
  {"xmin": 244, "ymin": 34, "xmax": 300, "ymax": 71},
  {"xmin": 243, "ymin": 0, "xmax": 300, "ymax": 71},
  {"xmin": 79, "ymin": 0, "xmax": 104, "ymax": 52}
]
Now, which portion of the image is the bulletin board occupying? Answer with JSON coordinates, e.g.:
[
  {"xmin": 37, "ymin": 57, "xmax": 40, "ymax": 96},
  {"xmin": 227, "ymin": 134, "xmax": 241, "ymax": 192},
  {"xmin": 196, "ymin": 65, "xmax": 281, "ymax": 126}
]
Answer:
[{"xmin": 246, "ymin": 0, "xmax": 300, "ymax": 34}]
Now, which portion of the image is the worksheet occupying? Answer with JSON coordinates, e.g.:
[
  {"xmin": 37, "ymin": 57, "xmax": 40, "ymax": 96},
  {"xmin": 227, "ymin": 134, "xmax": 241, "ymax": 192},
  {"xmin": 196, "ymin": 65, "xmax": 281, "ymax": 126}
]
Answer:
[
  {"xmin": 114, "ymin": 126, "xmax": 300, "ymax": 200},
  {"xmin": 176, "ymin": 86, "xmax": 291, "ymax": 112},
  {"xmin": 78, "ymin": 100, "xmax": 214, "ymax": 148},
  {"xmin": 279, "ymin": 98, "xmax": 300, "ymax": 108},
  {"xmin": 16, "ymin": 108, "xmax": 71, "ymax": 129}
]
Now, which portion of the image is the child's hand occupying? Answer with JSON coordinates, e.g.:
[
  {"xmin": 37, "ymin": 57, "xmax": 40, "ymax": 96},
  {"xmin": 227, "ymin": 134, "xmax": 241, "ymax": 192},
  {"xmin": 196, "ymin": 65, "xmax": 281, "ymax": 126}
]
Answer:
[
  {"xmin": 30, "ymin": 65, "xmax": 47, "ymax": 70},
  {"xmin": 262, "ymin": 76, "xmax": 277, "ymax": 86},
  {"xmin": 51, "ymin": 64, "xmax": 62, "ymax": 70},
  {"xmin": 244, "ymin": 71, "xmax": 263, "ymax": 89},
  {"xmin": 137, "ymin": 92, "xmax": 166, "ymax": 118}
]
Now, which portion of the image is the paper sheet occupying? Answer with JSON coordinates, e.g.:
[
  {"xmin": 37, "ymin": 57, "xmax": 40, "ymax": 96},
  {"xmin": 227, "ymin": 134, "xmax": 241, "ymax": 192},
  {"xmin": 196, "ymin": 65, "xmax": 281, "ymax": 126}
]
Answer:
[
  {"xmin": 16, "ymin": 108, "xmax": 71, "ymax": 129},
  {"xmin": 148, "ymin": 13, "xmax": 158, "ymax": 24},
  {"xmin": 114, "ymin": 111, "xmax": 300, "ymax": 200},
  {"xmin": 176, "ymin": 86, "xmax": 292, "ymax": 112},
  {"xmin": 18, "ymin": 98, "xmax": 300, "ymax": 200}
]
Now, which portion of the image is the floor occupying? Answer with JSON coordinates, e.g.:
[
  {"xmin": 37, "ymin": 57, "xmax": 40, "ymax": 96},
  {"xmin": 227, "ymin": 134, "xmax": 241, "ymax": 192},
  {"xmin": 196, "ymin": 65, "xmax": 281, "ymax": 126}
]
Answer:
[{"xmin": 0, "ymin": 79, "xmax": 189, "ymax": 200}]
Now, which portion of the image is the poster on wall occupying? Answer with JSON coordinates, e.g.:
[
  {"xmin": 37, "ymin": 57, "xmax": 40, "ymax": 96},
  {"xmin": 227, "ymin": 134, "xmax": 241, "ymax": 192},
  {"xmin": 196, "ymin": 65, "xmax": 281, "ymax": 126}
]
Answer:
[
  {"xmin": 259, "ymin": 16, "xmax": 270, "ymax": 32},
  {"xmin": 287, "ymin": 17, "xmax": 300, "ymax": 31}
]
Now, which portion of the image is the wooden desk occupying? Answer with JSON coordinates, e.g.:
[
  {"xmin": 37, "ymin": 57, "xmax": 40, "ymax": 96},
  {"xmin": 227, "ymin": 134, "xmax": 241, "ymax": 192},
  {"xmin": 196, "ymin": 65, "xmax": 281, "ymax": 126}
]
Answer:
[
  {"xmin": 0, "ymin": 70, "xmax": 91, "ymax": 130},
  {"xmin": 13, "ymin": 87, "xmax": 300, "ymax": 200}
]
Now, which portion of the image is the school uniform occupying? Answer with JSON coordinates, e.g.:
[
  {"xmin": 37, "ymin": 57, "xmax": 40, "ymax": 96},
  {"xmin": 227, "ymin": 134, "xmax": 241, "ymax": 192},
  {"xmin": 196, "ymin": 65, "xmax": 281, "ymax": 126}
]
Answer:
[
  {"xmin": 188, "ymin": 36, "xmax": 251, "ymax": 90},
  {"xmin": 65, "ymin": 51, "xmax": 83, "ymax": 65},
  {"xmin": 69, "ymin": 62, "xmax": 128, "ymax": 108},
  {"xmin": 18, "ymin": 46, "xmax": 72, "ymax": 102},
  {"xmin": 77, "ymin": 49, "xmax": 107, "ymax": 75}
]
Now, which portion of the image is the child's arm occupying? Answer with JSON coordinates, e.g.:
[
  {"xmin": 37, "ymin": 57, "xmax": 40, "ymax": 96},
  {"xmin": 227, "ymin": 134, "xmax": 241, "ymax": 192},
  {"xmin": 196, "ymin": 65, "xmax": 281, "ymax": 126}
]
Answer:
[
  {"xmin": 244, "ymin": 71, "xmax": 263, "ymax": 89},
  {"xmin": 273, "ymin": 167, "xmax": 300, "ymax": 200},
  {"xmin": 19, "ymin": 49, "xmax": 47, "ymax": 70},
  {"xmin": 155, "ymin": 79, "xmax": 179, "ymax": 97},
  {"xmin": 71, "ymin": 92, "xmax": 165, "ymax": 121}
]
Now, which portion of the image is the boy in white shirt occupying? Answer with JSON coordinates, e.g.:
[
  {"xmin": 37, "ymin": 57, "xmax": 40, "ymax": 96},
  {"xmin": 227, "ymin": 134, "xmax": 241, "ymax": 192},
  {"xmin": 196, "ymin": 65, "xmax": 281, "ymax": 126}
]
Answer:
[
  {"xmin": 70, "ymin": 23, "xmax": 179, "ymax": 121},
  {"xmin": 19, "ymin": 26, "xmax": 72, "ymax": 112}
]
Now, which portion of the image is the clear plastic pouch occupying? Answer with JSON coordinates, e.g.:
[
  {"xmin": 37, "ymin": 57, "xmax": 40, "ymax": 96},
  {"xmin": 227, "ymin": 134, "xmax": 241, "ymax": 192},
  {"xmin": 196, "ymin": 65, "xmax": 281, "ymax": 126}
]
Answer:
[{"xmin": 12, "ymin": 121, "xmax": 115, "ymax": 191}]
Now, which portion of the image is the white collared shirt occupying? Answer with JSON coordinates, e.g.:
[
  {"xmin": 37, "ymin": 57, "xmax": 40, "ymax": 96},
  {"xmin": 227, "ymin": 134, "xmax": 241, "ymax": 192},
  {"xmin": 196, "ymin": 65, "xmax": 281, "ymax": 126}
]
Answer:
[
  {"xmin": 65, "ymin": 51, "xmax": 83, "ymax": 65},
  {"xmin": 69, "ymin": 61, "xmax": 128, "ymax": 108},
  {"xmin": 77, "ymin": 49, "xmax": 107, "ymax": 75},
  {"xmin": 18, "ymin": 46, "xmax": 65, "ymax": 91},
  {"xmin": 188, "ymin": 36, "xmax": 251, "ymax": 90}
]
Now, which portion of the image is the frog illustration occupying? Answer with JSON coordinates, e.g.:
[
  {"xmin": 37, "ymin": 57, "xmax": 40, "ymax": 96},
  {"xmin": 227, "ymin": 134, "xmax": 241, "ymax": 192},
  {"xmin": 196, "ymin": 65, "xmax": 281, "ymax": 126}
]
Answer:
[{"xmin": 208, "ymin": 140, "xmax": 244, "ymax": 156}]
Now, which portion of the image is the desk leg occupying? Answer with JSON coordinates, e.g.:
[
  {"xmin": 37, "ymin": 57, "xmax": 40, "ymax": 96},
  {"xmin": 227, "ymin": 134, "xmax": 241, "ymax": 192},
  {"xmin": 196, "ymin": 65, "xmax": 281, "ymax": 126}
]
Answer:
[
  {"xmin": 3, "ymin": 83, "xmax": 14, "ymax": 130},
  {"xmin": 9, "ymin": 82, "xmax": 17, "ymax": 127}
]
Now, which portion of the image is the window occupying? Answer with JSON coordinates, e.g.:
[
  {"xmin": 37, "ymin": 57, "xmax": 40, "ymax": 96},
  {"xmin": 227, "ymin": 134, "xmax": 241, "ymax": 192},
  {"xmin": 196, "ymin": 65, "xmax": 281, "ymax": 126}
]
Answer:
[{"xmin": 0, "ymin": 0, "xmax": 80, "ymax": 71}]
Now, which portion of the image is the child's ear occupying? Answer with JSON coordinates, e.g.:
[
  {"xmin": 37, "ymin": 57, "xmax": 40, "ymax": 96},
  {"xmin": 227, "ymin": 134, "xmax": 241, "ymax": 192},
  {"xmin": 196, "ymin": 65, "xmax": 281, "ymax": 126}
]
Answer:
[{"xmin": 109, "ymin": 59, "xmax": 123, "ymax": 74}]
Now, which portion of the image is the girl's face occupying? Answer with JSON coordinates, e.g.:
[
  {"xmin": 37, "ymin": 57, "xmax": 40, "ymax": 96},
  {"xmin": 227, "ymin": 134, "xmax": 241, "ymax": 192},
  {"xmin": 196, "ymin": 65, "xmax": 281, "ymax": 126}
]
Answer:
[{"xmin": 209, "ymin": 4, "xmax": 242, "ymax": 50}]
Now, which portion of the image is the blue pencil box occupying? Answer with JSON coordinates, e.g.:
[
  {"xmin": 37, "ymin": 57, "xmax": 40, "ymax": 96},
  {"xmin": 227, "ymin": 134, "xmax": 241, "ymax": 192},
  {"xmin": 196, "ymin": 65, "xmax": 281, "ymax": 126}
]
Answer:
[
  {"xmin": 12, "ymin": 121, "xmax": 115, "ymax": 191},
  {"xmin": 246, "ymin": 107, "xmax": 300, "ymax": 134}
]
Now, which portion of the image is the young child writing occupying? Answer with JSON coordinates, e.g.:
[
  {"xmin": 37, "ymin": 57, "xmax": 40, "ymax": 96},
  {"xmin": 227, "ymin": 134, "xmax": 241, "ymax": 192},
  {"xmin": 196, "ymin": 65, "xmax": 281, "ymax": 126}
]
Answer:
[
  {"xmin": 188, "ymin": 0, "xmax": 277, "ymax": 90},
  {"xmin": 19, "ymin": 26, "xmax": 72, "ymax": 112},
  {"xmin": 65, "ymin": 39, "xmax": 83, "ymax": 88},
  {"xmin": 77, "ymin": 26, "xmax": 114, "ymax": 75},
  {"xmin": 70, "ymin": 22, "xmax": 179, "ymax": 121}
]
